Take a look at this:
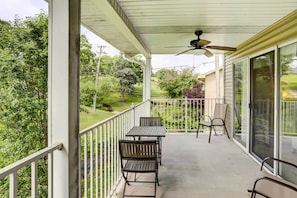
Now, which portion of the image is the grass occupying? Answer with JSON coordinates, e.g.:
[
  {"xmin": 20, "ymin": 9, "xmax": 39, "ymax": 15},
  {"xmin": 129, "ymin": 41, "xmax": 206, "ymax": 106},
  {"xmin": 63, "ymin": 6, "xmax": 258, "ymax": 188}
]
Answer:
[
  {"xmin": 151, "ymin": 79, "xmax": 166, "ymax": 98},
  {"xmin": 80, "ymin": 79, "xmax": 165, "ymax": 130},
  {"xmin": 282, "ymin": 74, "xmax": 297, "ymax": 90},
  {"xmin": 80, "ymin": 107, "xmax": 115, "ymax": 130}
]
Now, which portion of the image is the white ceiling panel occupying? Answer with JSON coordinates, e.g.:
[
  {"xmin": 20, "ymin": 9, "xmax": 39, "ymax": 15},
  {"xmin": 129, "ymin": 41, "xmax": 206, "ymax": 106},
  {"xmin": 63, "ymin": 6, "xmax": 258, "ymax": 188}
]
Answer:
[{"xmin": 81, "ymin": 0, "xmax": 297, "ymax": 56}]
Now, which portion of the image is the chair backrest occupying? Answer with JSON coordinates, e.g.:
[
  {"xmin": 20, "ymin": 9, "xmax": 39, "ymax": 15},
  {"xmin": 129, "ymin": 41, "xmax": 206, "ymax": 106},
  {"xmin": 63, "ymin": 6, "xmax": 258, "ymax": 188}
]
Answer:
[
  {"xmin": 139, "ymin": 117, "xmax": 162, "ymax": 126},
  {"xmin": 213, "ymin": 103, "xmax": 228, "ymax": 120},
  {"xmin": 119, "ymin": 140, "xmax": 158, "ymax": 161}
]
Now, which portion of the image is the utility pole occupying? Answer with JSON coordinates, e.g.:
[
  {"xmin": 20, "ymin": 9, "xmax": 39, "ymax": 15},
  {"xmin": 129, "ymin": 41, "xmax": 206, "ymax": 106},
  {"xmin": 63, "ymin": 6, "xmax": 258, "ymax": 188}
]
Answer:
[{"xmin": 93, "ymin": 45, "xmax": 106, "ymax": 112}]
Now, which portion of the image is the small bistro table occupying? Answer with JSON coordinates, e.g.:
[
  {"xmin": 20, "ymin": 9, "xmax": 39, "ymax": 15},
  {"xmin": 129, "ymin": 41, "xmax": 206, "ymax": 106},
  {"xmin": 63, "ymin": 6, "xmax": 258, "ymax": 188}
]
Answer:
[{"xmin": 126, "ymin": 126, "xmax": 166, "ymax": 165}]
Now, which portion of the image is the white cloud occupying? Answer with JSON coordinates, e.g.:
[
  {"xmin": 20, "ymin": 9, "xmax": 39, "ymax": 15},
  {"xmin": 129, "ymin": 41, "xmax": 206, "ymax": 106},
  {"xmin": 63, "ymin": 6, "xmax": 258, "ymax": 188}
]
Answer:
[
  {"xmin": 0, "ymin": 0, "xmax": 213, "ymax": 72},
  {"xmin": 0, "ymin": 0, "xmax": 47, "ymax": 21}
]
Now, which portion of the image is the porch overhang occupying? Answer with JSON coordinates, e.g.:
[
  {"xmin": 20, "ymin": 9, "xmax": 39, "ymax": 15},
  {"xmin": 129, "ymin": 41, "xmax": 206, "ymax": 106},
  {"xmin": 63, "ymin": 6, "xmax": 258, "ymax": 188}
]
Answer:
[{"xmin": 81, "ymin": 0, "xmax": 297, "ymax": 57}]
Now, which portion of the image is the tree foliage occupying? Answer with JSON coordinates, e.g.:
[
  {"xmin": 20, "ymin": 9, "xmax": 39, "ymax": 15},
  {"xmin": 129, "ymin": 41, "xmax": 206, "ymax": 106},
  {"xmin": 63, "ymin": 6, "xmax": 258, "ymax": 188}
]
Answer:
[
  {"xmin": 0, "ymin": 13, "xmax": 48, "ymax": 196},
  {"xmin": 112, "ymin": 55, "xmax": 141, "ymax": 102},
  {"xmin": 184, "ymin": 83, "xmax": 205, "ymax": 98},
  {"xmin": 80, "ymin": 34, "xmax": 98, "ymax": 77},
  {"xmin": 158, "ymin": 68, "xmax": 200, "ymax": 98}
]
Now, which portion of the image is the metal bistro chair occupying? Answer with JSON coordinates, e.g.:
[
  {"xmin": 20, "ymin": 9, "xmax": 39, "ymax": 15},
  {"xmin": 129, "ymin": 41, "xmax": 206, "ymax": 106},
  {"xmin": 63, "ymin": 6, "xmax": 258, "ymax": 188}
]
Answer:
[
  {"xmin": 248, "ymin": 157, "xmax": 297, "ymax": 197},
  {"xmin": 119, "ymin": 140, "xmax": 159, "ymax": 198},
  {"xmin": 196, "ymin": 103, "xmax": 230, "ymax": 143},
  {"xmin": 139, "ymin": 117, "xmax": 163, "ymax": 165}
]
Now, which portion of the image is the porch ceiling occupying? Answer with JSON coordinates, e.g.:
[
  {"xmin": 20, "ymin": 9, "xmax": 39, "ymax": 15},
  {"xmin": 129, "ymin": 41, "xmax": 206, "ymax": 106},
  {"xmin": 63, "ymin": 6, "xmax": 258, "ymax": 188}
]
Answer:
[{"xmin": 81, "ymin": 0, "xmax": 297, "ymax": 58}]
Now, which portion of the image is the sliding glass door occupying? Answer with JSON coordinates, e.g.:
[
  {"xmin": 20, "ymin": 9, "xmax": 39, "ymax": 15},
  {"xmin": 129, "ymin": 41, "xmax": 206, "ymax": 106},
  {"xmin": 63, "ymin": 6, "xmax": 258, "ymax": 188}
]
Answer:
[
  {"xmin": 233, "ymin": 60, "xmax": 248, "ymax": 146},
  {"xmin": 279, "ymin": 42, "xmax": 297, "ymax": 183},
  {"xmin": 250, "ymin": 51, "xmax": 275, "ymax": 166}
]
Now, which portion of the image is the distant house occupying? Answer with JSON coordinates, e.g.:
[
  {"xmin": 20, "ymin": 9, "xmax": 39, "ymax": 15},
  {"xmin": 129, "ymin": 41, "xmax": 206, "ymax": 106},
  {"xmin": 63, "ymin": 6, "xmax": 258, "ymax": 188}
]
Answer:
[{"xmin": 199, "ymin": 67, "xmax": 224, "ymax": 99}]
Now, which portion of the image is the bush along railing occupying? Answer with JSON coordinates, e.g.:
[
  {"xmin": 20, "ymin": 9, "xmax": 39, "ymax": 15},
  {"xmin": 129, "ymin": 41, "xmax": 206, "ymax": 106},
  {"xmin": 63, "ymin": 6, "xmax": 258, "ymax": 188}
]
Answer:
[
  {"xmin": 79, "ymin": 100, "xmax": 150, "ymax": 198},
  {"xmin": 150, "ymin": 97, "xmax": 223, "ymax": 133},
  {"xmin": 0, "ymin": 142, "xmax": 63, "ymax": 198}
]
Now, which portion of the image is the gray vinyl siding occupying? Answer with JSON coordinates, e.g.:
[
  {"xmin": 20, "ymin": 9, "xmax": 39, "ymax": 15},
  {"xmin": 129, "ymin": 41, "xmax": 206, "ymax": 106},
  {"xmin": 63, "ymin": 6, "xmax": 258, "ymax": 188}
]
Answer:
[{"xmin": 224, "ymin": 10, "xmax": 297, "ymax": 140}]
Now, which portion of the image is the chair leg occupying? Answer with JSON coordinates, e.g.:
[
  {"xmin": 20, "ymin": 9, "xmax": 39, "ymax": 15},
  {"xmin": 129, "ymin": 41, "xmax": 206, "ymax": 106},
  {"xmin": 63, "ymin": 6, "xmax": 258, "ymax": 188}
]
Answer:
[
  {"xmin": 122, "ymin": 172, "xmax": 129, "ymax": 198},
  {"xmin": 158, "ymin": 138, "xmax": 162, "ymax": 165},
  {"xmin": 208, "ymin": 127, "xmax": 212, "ymax": 143},
  {"xmin": 121, "ymin": 171, "xmax": 130, "ymax": 185},
  {"xmin": 213, "ymin": 126, "xmax": 218, "ymax": 136},
  {"xmin": 224, "ymin": 125, "xmax": 230, "ymax": 139},
  {"xmin": 196, "ymin": 124, "xmax": 200, "ymax": 138}
]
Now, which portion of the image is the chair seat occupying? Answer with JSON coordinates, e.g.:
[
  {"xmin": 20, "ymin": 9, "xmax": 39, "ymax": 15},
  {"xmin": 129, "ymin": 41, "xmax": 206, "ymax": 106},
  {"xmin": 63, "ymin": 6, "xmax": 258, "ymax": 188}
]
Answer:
[
  {"xmin": 252, "ymin": 176, "xmax": 297, "ymax": 198},
  {"xmin": 199, "ymin": 121, "xmax": 211, "ymax": 127},
  {"xmin": 123, "ymin": 160, "xmax": 157, "ymax": 172},
  {"xmin": 249, "ymin": 157, "xmax": 297, "ymax": 198}
]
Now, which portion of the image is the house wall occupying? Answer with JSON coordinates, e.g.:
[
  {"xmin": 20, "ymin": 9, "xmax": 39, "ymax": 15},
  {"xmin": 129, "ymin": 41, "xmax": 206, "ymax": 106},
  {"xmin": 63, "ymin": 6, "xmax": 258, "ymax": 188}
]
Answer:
[
  {"xmin": 224, "ymin": 10, "xmax": 297, "ymax": 137},
  {"xmin": 205, "ymin": 69, "xmax": 224, "ymax": 99}
]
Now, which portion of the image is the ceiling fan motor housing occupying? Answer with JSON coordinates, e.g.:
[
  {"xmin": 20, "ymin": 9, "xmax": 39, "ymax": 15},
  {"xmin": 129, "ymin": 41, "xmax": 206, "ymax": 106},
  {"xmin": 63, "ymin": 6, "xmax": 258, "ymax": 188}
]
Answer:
[{"xmin": 190, "ymin": 39, "xmax": 200, "ymax": 48}]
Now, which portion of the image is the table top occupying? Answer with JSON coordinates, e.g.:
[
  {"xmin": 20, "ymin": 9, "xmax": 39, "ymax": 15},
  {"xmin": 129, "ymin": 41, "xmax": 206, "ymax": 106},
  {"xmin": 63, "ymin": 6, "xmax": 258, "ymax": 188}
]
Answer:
[{"xmin": 126, "ymin": 126, "xmax": 166, "ymax": 137}]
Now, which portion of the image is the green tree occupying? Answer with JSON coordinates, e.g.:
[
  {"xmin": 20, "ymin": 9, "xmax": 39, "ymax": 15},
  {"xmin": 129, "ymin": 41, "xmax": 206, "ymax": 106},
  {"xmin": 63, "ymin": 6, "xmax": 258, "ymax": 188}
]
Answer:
[
  {"xmin": 80, "ymin": 34, "xmax": 98, "ymax": 78},
  {"xmin": 0, "ymin": 13, "xmax": 48, "ymax": 196},
  {"xmin": 113, "ymin": 56, "xmax": 140, "ymax": 102},
  {"xmin": 158, "ymin": 68, "xmax": 199, "ymax": 98}
]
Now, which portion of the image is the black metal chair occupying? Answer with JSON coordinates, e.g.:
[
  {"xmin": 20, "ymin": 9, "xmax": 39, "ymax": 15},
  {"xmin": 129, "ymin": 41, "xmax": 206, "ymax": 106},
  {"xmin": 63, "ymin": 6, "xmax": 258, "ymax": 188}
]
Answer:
[
  {"xmin": 119, "ymin": 140, "xmax": 159, "ymax": 198},
  {"xmin": 139, "ymin": 117, "xmax": 163, "ymax": 165},
  {"xmin": 140, "ymin": 117, "xmax": 162, "ymax": 127},
  {"xmin": 248, "ymin": 157, "xmax": 297, "ymax": 197},
  {"xmin": 196, "ymin": 103, "xmax": 230, "ymax": 143}
]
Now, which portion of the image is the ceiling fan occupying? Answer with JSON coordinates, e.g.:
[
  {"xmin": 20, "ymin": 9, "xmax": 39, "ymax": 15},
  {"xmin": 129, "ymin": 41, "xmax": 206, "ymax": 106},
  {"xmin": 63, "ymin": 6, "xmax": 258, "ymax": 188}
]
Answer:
[{"xmin": 175, "ymin": 30, "xmax": 236, "ymax": 57}]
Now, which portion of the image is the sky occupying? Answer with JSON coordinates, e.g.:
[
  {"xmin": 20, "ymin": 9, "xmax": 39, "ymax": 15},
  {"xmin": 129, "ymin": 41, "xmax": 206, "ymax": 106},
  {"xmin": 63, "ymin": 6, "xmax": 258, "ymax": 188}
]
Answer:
[{"xmin": 0, "ymin": 0, "xmax": 215, "ymax": 74}]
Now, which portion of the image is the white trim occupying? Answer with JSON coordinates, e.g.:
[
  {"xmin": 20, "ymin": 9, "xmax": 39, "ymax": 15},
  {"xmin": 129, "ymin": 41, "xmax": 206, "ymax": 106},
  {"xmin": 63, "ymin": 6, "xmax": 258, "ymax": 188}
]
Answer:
[
  {"xmin": 249, "ymin": 46, "xmax": 276, "ymax": 59},
  {"xmin": 273, "ymin": 45, "xmax": 280, "ymax": 176},
  {"xmin": 278, "ymin": 37, "xmax": 297, "ymax": 48},
  {"xmin": 232, "ymin": 58, "xmax": 249, "ymax": 152}
]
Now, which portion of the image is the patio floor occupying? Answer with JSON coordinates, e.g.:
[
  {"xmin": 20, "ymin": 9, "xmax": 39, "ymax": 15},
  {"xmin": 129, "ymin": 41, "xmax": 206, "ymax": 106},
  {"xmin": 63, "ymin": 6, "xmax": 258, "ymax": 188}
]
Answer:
[{"xmin": 115, "ymin": 133, "xmax": 262, "ymax": 198}]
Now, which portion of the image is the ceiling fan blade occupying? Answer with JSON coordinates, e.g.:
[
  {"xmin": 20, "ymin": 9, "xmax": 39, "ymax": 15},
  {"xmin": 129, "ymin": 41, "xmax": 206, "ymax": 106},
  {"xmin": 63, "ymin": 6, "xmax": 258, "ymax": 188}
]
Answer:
[
  {"xmin": 175, "ymin": 48, "xmax": 195, "ymax": 56},
  {"xmin": 206, "ymin": 45, "xmax": 236, "ymax": 51},
  {"xmin": 204, "ymin": 49, "xmax": 213, "ymax": 57},
  {"xmin": 198, "ymin": 39, "xmax": 211, "ymax": 47}
]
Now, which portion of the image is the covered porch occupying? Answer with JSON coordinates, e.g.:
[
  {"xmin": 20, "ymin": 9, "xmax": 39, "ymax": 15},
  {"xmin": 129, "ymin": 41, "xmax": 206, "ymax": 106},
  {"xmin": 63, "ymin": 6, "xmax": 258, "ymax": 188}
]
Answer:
[
  {"xmin": 117, "ymin": 133, "xmax": 260, "ymax": 198},
  {"xmin": 1, "ymin": 0, "xmax": 297, "ymax": 197}
]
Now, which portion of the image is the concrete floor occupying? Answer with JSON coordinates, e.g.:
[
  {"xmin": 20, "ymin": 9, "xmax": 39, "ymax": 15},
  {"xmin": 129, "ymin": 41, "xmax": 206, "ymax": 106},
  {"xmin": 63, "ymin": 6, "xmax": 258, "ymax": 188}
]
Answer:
[{"xmin": 115, "ymin": 133, "xmax": 262, "ymax": 198}]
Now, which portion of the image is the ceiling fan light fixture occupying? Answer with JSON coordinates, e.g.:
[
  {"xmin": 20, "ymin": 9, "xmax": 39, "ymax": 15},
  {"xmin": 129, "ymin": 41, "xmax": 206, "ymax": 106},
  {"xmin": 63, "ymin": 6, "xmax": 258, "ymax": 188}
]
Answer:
[{"xmin": 175, "ymin": 30, "xmax": 236, "ymax": 57}]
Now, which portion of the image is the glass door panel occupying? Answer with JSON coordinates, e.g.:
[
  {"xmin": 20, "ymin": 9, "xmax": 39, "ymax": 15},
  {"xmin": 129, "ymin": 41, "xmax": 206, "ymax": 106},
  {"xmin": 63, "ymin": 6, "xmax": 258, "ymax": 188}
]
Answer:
[
  {"xmin": 279, "ymin": 42, "xmax": 297, "ymax": 184},
  {"xmin": 250, "ymin": 51, "xmax": 275, "ymax": 166},
  {"xmin": 233, "ymin": 60, "xmax": 248, "ymax": 146}
]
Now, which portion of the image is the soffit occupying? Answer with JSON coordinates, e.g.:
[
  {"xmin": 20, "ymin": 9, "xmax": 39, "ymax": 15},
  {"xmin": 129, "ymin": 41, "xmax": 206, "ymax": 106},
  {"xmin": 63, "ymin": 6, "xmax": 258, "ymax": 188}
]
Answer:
[{"xmin": 81, "ymin": 0, "xmax": 297, "ymax": 57}]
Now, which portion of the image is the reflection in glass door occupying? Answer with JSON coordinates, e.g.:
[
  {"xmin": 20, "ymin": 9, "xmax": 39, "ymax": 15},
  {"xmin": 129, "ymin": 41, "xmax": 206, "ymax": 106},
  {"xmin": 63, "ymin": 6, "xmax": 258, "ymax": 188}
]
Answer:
[
  {"xmin": 233, "ymin": 60, "xmax": 248, "ymax": 146},
  {"xmin": 279, "ymin": 42, "xmax": 297, "ymax": 184},
  {"xmin": 250, "ymin": 51, "xmax": 275, "ymax": 166}
]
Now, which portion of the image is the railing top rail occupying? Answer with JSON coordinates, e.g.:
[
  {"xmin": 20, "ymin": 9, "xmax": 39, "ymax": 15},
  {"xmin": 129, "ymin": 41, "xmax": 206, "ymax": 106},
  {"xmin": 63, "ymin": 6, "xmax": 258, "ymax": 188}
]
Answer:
[
  {"xmin": 151, "ymin": 97, "xmax": 223, "ymax": 101},
  {"xmin": 0, "ymin": 142, "xmax": 63, "ymax": 179},
  {"xmin": 79, "ymin": 100, "xmax": 150, "ymax": 135}
]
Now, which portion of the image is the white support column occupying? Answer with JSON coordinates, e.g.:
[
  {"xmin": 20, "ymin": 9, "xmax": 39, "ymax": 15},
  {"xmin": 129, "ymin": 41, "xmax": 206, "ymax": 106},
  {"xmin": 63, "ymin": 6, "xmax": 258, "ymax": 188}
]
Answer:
[
  {"xmin": 142, "ymin": 57, "xmax": 151, "ymax": 116},
  {"xmin": 143, "ymin": 57, "xmax": 151, "ymax": 101},
  {"xmin": 48, "ymin": 0, "xmax": 80, "ymax": 197},
  {"xmin": 215, "ymin": 54, "xmax": 220, "ymax": 99}
]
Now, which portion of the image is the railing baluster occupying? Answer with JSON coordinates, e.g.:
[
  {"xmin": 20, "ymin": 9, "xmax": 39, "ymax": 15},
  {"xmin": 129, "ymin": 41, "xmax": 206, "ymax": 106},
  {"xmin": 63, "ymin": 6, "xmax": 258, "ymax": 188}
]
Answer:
[
  {"xmin": 9, "ymin": 172, "xmax": 17, "ymax": 198},
  {"xmin": 48, "ymin": 152, "xmax": 53, "ymax": 198},
  {"xmin": 95, "ymin": 127, "xmax": 99, "ymax": 198},
  {"xmin": 90, "ymin": 130, "xmax": 94, "ymax": 197},
  {"xmin": 84, "ymin": 134, "xmax": 88, "ymax": 198},
  {"xmin": 31, "ymin": 161, "xmax": 38, "ymax": 198}
]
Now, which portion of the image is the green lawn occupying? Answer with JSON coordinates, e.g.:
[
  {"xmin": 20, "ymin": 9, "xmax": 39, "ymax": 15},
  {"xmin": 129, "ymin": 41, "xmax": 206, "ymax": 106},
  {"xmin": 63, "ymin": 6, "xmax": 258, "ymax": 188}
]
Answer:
[
  {"xmin": 80, "ymin": 79, "xmax": 165, "ymax": 130},
  {"xmin": 80, "ymin": 107, "xmax": 115, "ymax": 130},
  {"xmin": 282, "ymin": 74, "xmax": 297, "ymax": 90}
]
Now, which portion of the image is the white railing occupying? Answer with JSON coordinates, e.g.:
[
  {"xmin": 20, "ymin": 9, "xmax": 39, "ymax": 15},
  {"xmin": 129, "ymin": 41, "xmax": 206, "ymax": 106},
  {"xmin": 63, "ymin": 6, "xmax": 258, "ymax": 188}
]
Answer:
[
  {"xmin": 1, "ymin": 98, "xmax": 296, "ymax": 198},
  {"xmin": 0, "ymin": 142, "xmax": 63, "ymax": 198},
  {"xmin": 79, "ymin": 100, "xmax": 150, "ymax": 198},
  {"xmin": 281, "ymin": 101, "xmax": 297, "ymax": 136},
  {"xmin": 151, "ymin": 97, "xmax": 224, "ymax": 132}
]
